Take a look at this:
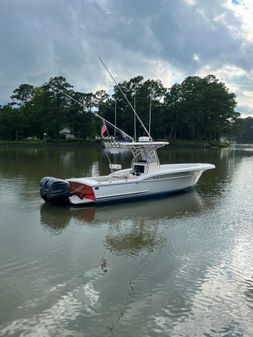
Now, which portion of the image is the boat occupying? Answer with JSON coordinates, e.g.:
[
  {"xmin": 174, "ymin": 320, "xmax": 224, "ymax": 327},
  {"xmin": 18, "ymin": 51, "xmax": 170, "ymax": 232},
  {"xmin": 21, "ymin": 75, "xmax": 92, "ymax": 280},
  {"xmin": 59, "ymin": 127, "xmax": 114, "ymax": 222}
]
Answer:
[
  {"xmin": 40, "ymin": 136, "xmax": 214, "ymax": 205},
  {"xmin": 40, "ymin": 59, "xmax": 215, "ymax": 206}
]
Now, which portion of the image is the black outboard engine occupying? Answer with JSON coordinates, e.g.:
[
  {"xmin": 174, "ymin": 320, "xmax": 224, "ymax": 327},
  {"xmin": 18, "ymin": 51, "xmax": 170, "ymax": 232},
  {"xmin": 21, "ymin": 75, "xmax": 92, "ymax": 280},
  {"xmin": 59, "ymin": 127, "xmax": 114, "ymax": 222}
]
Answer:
[{"xmin": 40, "ymin": 176, "xmax": 71, "ymax": 205}]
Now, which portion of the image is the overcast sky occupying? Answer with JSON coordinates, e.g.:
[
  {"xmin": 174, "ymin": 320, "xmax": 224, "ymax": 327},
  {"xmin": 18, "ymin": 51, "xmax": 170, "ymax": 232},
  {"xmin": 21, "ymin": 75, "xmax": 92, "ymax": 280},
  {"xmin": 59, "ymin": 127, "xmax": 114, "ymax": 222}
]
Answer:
[{"xmin": 0, "ymin": 0, "xmax": 252, "ymax": 115}]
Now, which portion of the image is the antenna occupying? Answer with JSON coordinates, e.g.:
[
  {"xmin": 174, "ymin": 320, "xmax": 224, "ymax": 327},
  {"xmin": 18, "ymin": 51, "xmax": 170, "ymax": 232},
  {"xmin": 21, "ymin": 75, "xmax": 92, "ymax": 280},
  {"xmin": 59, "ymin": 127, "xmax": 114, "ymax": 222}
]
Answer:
[{"xmin": 99, "ymin": 57, "xmax": 152, "ymax": 140}]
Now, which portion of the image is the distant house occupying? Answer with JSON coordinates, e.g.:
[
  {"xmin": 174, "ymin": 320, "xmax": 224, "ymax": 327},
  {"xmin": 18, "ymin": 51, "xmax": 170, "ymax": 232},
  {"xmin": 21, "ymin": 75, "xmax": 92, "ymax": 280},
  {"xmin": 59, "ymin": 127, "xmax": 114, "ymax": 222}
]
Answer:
[
  {"xmin": 220, "ymin": 136, "xmax": 227, "ymax": 143},
  {"xmin": 59, "ymin": 128, "xmax": 75, "ymax": 140}
]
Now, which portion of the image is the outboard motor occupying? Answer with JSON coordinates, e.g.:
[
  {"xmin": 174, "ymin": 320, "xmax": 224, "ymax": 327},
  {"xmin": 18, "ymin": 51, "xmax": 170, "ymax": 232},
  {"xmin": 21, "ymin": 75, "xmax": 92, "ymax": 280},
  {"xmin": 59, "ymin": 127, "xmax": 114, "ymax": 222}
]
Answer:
[{"xmin": 40, "ymin": 176, "xmax": 71, "ymax": 205}]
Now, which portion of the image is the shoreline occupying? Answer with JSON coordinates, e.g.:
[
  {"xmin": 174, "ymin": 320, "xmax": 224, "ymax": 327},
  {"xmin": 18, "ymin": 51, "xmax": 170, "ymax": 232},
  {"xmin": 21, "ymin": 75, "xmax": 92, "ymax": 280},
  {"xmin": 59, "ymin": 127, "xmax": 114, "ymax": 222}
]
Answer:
[
  {"xmin": 0, "ymin": 139, "xmax": 231, "ymax": 148},
  {"xmin": 0, "ymin": 140, "xmax": 101, "ymax": 148}
]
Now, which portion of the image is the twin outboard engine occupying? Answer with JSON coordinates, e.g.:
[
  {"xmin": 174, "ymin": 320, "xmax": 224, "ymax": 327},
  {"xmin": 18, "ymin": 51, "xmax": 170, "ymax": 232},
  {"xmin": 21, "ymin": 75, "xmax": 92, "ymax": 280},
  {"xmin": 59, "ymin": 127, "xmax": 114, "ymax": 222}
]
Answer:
[{"xmin": 40, "ymin": 176, "xmax": 71, "ymax": 205}]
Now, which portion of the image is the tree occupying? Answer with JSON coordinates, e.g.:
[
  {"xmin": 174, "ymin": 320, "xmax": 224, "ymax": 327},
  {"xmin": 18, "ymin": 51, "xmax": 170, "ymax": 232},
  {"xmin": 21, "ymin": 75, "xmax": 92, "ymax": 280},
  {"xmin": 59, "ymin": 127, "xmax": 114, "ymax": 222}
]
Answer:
[
  {"xmin": 65, "ymin": 91, "xmax": 99, "ymax": 139},
  {"xmin": 164, "ymin": 75, "xmax": 239, "ymax": 140},
  {"xmin": 102, "ymin": 76, "xmax": 167, "ymax": 139},
  {"xmin": 11, "ymin": 84, "xmax": 35, "ymax": 107},
  {"xmin": 0, "ymin": 105, "xmax": 26, "ymax": 140},
  {"xmin": 236, "ymin": 117, "xmax": 253, "ymax": 143}
]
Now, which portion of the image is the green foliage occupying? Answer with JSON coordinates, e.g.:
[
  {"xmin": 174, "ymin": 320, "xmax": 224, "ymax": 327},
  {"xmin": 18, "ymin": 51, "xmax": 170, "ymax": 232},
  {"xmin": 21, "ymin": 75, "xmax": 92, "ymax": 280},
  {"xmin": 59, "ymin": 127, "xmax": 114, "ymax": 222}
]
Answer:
[
  {"xmin": 0, "ymin": 105, "xmax": 26, "ymax": 140},
  {"xmin": 164, "ymin": 75, "xmax": 239, "ymax": 140},
  {"xmin": 0, "ymin": 74, "xmax": 241, "ymax": 141},
  {"xmin": 11, "ymin": 84, "xmax": 35, "ymax": 106},
  {"xmin": 236, "ymin": 117, "xmax": 253, "ymax": 143}
]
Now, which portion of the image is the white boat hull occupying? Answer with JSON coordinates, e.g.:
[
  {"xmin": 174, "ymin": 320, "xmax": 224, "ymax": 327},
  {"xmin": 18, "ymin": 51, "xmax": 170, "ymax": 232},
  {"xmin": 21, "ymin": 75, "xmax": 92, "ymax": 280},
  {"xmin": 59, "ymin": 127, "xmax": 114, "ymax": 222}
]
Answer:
[{"xmin": 67, "ymin": 163, "xmax": 214, "ymax": 205}]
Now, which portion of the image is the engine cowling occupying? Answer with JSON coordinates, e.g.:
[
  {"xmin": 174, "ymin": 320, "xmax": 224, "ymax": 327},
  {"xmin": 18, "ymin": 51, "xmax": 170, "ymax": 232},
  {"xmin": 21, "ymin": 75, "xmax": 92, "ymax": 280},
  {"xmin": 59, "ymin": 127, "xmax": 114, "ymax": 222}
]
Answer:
[{"xmin": 40, "ymin": 176, "xmax": 70, "ymax": 205}]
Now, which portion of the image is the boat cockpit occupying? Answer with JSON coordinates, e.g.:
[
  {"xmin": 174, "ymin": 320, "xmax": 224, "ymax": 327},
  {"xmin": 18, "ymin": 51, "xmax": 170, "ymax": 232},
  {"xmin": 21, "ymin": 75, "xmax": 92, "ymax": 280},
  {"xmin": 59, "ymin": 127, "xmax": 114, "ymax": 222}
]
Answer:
[{"xmin": 131, "ymin": 162, "xmax": 146, "ymax": 176}]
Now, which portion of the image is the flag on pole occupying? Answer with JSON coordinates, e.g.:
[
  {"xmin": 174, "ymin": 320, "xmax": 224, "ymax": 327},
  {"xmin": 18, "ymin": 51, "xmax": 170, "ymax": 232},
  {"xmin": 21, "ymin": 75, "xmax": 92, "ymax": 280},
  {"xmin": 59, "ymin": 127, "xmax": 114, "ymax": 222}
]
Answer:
[{"xmin": 101, "ymin": 120, "xmax": 107, "ymax": 139}]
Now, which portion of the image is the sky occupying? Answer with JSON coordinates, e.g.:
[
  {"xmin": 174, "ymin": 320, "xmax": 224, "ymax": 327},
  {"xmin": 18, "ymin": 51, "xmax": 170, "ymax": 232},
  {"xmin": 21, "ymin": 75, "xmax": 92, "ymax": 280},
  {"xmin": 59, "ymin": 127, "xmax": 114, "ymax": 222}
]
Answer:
[{"xmin": 0, "ymin": 0, "xmax": 252, "ymax": 116}]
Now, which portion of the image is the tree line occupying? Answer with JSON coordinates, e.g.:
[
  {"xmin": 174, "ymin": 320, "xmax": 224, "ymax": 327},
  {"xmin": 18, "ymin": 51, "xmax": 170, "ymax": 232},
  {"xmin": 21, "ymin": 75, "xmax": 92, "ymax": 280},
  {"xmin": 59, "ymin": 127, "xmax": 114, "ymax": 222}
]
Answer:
[{"xmin": 0, "ymin": 74, "xmax": 242, "ymax": 141}]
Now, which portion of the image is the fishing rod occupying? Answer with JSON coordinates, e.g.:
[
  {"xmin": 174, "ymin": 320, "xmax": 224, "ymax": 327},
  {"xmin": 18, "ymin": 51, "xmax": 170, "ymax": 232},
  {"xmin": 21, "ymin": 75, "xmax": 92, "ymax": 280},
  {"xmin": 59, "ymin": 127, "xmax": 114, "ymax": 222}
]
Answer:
[
  {"xmin": 51, "ymin": 85, "xmax": 134, "ymax": 142},
  {"xmin": 98, "ymin": 57, "xmax": 152, "ymax": 140},
  {"xmin": 149, "ymin": 86, "xmax": 152, "ymax": 136}
]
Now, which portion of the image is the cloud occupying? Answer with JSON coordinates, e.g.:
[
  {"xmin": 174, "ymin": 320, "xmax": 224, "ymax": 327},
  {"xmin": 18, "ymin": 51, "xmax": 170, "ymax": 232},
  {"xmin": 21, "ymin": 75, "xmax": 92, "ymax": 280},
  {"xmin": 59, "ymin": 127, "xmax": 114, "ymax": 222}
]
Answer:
[{"xmin": 0, "ymin": 0, "xmax": 252, "ymax": 115}]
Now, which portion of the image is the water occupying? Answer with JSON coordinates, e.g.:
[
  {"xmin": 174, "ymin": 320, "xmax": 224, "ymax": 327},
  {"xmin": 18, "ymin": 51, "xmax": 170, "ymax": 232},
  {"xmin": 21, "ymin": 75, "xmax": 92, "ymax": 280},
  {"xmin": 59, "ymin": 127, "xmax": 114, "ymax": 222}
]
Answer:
[{"xmin": 0, "ymin": 144, "xmax": 253, "ymax": 337}]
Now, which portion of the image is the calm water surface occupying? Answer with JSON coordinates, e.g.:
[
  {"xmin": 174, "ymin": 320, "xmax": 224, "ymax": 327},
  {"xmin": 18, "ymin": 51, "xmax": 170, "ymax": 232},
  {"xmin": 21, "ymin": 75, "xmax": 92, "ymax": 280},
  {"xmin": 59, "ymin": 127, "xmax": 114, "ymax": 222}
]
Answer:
[{"xmin": 0, "ymin": 145, "xmax": 253, "ymax": 337}]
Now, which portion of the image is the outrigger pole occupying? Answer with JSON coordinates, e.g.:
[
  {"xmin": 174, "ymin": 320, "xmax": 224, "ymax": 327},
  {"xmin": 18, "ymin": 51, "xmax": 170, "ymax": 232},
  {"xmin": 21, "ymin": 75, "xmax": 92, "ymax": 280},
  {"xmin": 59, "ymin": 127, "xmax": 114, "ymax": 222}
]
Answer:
[
  {"xmin": 98, "ymin": 57, "xmax": 152, "ymax": 140},
  {"xmin": 51, "ymin": 85, "xmax": 134, "ymax": 142}
]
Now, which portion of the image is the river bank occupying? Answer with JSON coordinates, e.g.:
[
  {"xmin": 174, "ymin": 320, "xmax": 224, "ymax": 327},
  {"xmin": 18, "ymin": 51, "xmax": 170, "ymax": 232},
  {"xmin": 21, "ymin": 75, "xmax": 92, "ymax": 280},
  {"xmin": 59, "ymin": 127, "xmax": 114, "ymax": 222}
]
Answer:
[
  {"xmin": 0, "ymin": 139, "xmax": 101, "ymax": 147},
  {"xmin": 0, "ymin": 139, "xmax": 230, "ymax": 148}
]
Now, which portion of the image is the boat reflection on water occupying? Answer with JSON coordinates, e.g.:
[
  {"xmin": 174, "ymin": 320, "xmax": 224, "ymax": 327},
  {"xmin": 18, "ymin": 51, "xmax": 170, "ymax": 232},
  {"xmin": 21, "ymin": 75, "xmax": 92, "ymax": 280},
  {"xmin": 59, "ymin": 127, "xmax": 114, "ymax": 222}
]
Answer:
[{"xmin": 40, "ymin": 190, "xmax": 207, "ymax": 254}]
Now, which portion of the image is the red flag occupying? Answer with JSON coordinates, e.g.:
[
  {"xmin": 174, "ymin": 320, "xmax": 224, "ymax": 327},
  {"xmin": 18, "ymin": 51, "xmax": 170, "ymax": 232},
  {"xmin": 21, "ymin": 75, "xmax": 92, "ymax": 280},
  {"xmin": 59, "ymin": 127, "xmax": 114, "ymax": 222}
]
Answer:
[{"xmin": 101, "ymin": 120, "xmax": 107, "ymax": 139}]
